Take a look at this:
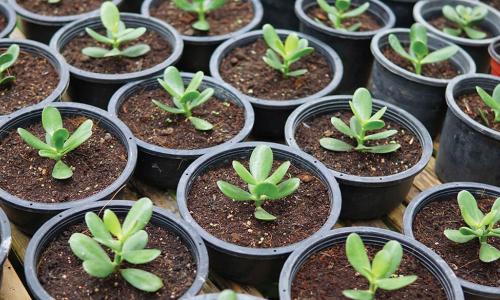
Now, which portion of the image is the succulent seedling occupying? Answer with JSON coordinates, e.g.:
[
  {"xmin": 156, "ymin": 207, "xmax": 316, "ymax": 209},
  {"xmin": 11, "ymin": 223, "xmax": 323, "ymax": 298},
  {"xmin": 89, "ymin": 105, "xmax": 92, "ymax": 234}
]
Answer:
[
  {"xmin": 316, "ymin": 0, "xmax": 370, "ymax": 31},
  {"xmin": 475, "ymin": 84, "xmax": 500, "ymax": 126},
  {"xmin": 218, "ymin": 290, "xmax": 238, "ymax": 300},
  {"xmin": 442, "ymin": 4, "xmax": 488, "ymax": 39},
  {"xmin": 173, "ymin": 0, "xmax": 226, "ymax": 31},
  {"xmin": 0, "ymin": 44, "xmax": 19, "ymax": 86},
  {"xmin": 217, "ymin": 145, "xmax": 300, "ymax": 221},
  {"xmin": 48, "ymin": 0, "xmax": 60, "ymax": 3}
]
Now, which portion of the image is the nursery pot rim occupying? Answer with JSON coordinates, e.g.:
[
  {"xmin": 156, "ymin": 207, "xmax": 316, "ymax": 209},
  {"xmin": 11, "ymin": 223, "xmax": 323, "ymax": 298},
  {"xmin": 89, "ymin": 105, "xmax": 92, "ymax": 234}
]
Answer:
[
  {"xmin": 489, "ymin": 36, "xmax": 500, "ymax": 63},
  {"xmin": 284, "ymin": 95, "xmax": 433, "ymax": 186},
  {"xmin": 49, "ymin": 12, "xmax": 183, "ymax": 83},
  {"xmin": 0, "ymin": 2, "xmax": 17, "ymax": 38},
  {"xmin": 403, "ymin": 181, "xmax": 500, "ymax": 298},
  {"xmin": 108, "ymin": 72, "xmax": 255, "ymax": 158},
  {"xmin": 209, "ymin": 28, "xmax": 344, "ymax": 108},
  {"xmin": 176, "ymin": 141, "xmax": 342, "ymax": 259},
  {"xmin": 371, "ymin": 28, "xmax": 476, "ymax": 87},
  {"xmin": 0, "ymin": 102, "xmax": 138, "ymax": 213},
  {"xmin": 140, "ymin": 0, "xmax": 264, "ymax": 44},
  {"xmin": 24, "ymin": 199, "xmax": 209, "ymax": 299},
  {"xmin": 0, "ymin": 208, "xmax": 11, "ymax": 270}
]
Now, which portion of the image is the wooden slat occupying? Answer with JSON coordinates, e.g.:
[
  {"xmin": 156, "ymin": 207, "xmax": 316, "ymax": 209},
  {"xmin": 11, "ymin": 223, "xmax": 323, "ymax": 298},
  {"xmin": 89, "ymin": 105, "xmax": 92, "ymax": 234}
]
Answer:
[{"xmin": 0, "ymin": 260, "xmax": 30, "ymax": 300}]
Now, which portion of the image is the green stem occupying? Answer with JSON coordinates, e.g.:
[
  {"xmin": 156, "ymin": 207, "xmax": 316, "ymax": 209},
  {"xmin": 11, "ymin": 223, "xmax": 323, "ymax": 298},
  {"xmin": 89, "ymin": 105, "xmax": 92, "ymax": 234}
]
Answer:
[
  {"xmin": 369, "ymin": 282, "xmax": 377, "ymax": 299},
  {"xmin": 414, "ymin": 62, "xmax": 422, "ymax": 75}
]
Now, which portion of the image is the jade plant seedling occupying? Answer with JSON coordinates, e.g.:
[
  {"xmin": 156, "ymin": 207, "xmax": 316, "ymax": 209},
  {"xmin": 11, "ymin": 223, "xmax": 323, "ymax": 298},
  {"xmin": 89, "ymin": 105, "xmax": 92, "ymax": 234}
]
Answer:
[
  {"xmin": 152, "ymin": 66, "xmax": 214, "ymax": 131},
  {"xmin": 444, "ymin": 190, "xmax": 500, "ymax": 263},
  {"xmin": 0, "ymin": 44, "xmax": 19, "ymax": 86},
  {"xmin": 475, "ymin": 84, "xmax": 500, "ymax": 125},
  {"xmin": 218, "ymin": 290, "xmax": 238, "ymax": 300},
  {"xmin": 217, "ymin": 145, "xmax": 300, "ymax": 221},
  {"xmin": 388, "ymin": 23, "xmax": 459, "ymax": 75},
  {"xmin": 82, "ymin": 2, "xmax": 150, "ymax": 58},
  {"xmin": 343, "ymin": 233, "xmax": 417, "ymax": 300},
  {"xmin": 316, "ymin": 0, "xmax": 369, "ymax": 31},
  {"xmin": 174, "ymin": 0, "xmax": 225, "ymax": 31},
  {"xmin": 320, "ymin": 88, "xmax": 401, "ymax": 154},
  {"xmin": 442, "ymin": 4, "xmax": 488, "ymax": 39},
  {"xmin": 69, "ymin": 198, "xmax": 164, "ymax": 292},
  {"xmin": 17, "ymin": 106, "xmax": 93, "ymax": 180},
  {"xmin": 262, "ymin": 24, "xmax": 314, "ymax": 77},
  {"xmin": 48, "ymin": 0, "xmax": 60, "ymax": 3}
]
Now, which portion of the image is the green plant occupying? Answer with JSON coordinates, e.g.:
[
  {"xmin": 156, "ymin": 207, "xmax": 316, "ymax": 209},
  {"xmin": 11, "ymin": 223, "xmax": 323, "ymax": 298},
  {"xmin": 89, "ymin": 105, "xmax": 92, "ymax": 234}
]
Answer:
[
  {"xmin": 0, "ymin": 44, "xmax": 19, "ymax": 86},
  {"xmin": 48, "ymin": 0, "xmax": 60, "ymax": 3},
  {"xmin": 475, "ymin": 84, "xmax": 500, "ymax": 126},
  {"xmin": 444, "ymin": 190, "xmax": 500, "ymax": 263},
  {"xmin": 388, "ymin": 23, "xmax": 459, "ymax": 75},
  {"xmin": 17, "ymin": 106, "xmax": 93, "ymax": 180},
  {"xmin": 82, "ymin": 2, "xmax": 150, "ymax": 58},
  {"xmin": 442, "ymin": 4, "xmax": 488, "ymax": 39},
  {"xmin": 173, "ymin": 0, "xmax": 225, "ymax": 31},
  {"xmin": 218, "ymin": 290, "xmax": 238, "ymax": 300},
  {"xmin": 343, "ymin": 233, "xmax": 417, "ymax": 300},
  {"xmin": 316, "ymin": 0, "xmax": 369, "ymax": 31},
  {"xmin": 217, "ymin": 145, "xmax": 300, "ymax": 221},
  {"xmin": 262, "ymin": 24, "xmax": 314, "ymax": 77},
  {"xmin": 69, "ymin": 198, "xmax": 164, "ymax": 292},
  {"xmin": 319, "ymin": 88, "xmax": 401, "ymax": 154},
  {"xmin": 152, "ymin": 66, "xmax": 214, "ymax": 131}
]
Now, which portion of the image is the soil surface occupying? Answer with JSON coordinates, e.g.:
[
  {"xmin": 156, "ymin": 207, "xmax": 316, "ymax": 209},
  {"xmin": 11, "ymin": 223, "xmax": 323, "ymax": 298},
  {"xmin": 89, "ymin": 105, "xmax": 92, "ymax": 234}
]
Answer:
[
  {"xmin": 383, "ymin": 46, "xmax": 460, "ymax": 79},
  {"xmin": 413, "ymin": 194, "xmax": 500, "ymax": 287},
  {"xmin": 0, "ymin": 49, "xmax": 59, "ymax": 116},
  {"xmin": 38, "ymin": 222, "xmax": 197, "ymax": 299},
  {"xmin": 291, "ymin": 243, "xmax": 447, "ymax": 299},
  {"xmin": 0, "ymin": 116, "xmax": 127, "ymax": 203},
  {"xmin": 149, "ymin": 0, "xmax": 254, "ymax": 36},
  {"xmin": 188, "ymin": 160, "xmax": 331, "ymax": 248},
  {"xmin": 306, "ymin": 5, "xmax": 382, "ymax": 32},
  {"xmin": 62, "ymin": 29, "xmax": 171, "ymax": 74},
  {"xmin": 17, "ymin": 0, "xmax": 102, "ymax": 16},
  {"xmin": 482, "ymin": 0, "xmax": 500, "ymax": 10},
  {"xmin": 295, "ymin": 111, "xmax": 422, "ymax": 177},
  {"xmin": 457, "ymin": 92, "xmax": 500, "ymax": 132},
  {"xmin": 118, "ymin": 87, "xmax": 246, "ymax": 150},
  {"xmin": 0, "ymin": 15, "xmax": 6, "ymax": 33},
  {"xmin": 428, "ymin": 16, "xmax": 492, "ymax": 39}
]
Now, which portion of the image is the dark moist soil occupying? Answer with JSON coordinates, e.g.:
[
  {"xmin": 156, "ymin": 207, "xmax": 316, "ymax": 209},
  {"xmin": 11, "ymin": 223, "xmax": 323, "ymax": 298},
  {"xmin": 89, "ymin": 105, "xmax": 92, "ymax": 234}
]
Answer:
[
  {"xmin": 17, "ymin": 0, "xmax": 102, "ymax": 16},
  {"xmin": 482, "ymin": 0, "xmax": 500, "ymax": 10},
  {"xmin": 0, "ymin": 116, "xmax": 127, "ymax": 203},
  {"xmin": 0, "ymin": 15, "xmax": 6, "ymax": 33},
  {"xmin": 413, "ymin": 194, "xmax": 500, "ymax": 287},
  {"xmin": 295, "ymin": 111, "xmax": 422, "ymax": 177},
  {"xmin": 383, "ymin": 46, "xmax": 460, "ymax": 79},
  {"xmin": 188, "ymin": 160, "xmax": 331, "ymax": 248},
  {"xmin": 291, "ymin": 243, "xmax": 447, "ymax": 300},
  {"xmin": 0, "ymin": 50, "xmax": 59, "ymax": 116},
  {"xmin": 62, "ymin": 29, "xmax": 172, "ymax": 74},
  {"xmin": 306, "ymin": 5, "xmax": 382, "ymax": 32},
  {"xmin": 38, "ymin": 222, "xmax": 196, "ymax": 300},
  {"xmin": 457, "ymin": 92, "xmax": 500, "ymax": 132},
  {"xmin": 118, "ymin": 87, "xmax": 246, "ymax": 150},
  {"xmin": 428, "ymin": 16, "xmax": 492, "ymax": 39},
  {"xmin": 219, "ymin": 39, "xmax": 333, "ymax": 100},
  {"xmin": 149, "ymin": 0, "xmax": 254, "ymax": 36}
]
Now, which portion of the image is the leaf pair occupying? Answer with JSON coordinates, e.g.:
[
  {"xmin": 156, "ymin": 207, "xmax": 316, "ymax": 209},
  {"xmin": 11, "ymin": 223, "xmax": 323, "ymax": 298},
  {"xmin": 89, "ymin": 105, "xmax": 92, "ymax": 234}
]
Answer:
[
  {"xmin": 152, "ymin": 66, "xmax": 214, "ymax": 131},
  {"xmin": 217, "ymin": 145, "xmax": 300, "ymax": 221},
  {"xmin": 320, "ymin": 88, "xmax": 400, "ymax": 154},
  {"xmin": 262, "ymin": 24, "xmax": 314, "ymax": 77},
  {"xmin": 442, "ymin": 5, "xmax": 488, "ymax": 40},
  {"xmin": 316, "ymin": 0, "xmax": 369, "ymax": 31},
  {"xmin": 69, "ymin": 198, "xmax": 164, "ymax": 292},
  {"xmin": 343, "ymin": 233, "xmax": 417, "ymax": 300},
  {"xmin": 475, "ymin": 84, "xmax": 500, "ymax": 124},
  {"xmin": 444, "ymin": 190, "xmax": 500, "ymax": 263},
  {"xmin": 82, "ymin": 2, "xmax": 150, "ymax": 59},
  {"xmin": 0, "ymin": 44, "xmax": 19, "ymax": 86},
  {"xmin": 17, "ymin": 106, "xmax": 93, "ymax": 180},
  {"xmin": 173, "ymin": 0, "xmax": 226, "ymax": 31}
]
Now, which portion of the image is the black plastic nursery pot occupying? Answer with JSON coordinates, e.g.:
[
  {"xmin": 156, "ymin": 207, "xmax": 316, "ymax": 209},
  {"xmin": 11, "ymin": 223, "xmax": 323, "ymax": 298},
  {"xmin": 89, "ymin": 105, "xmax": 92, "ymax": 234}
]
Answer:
[
  {"xmin": 189, "ymin": 294, "xmax": 265, "ymax": 300},
  {"xmin": 489, "ymin": 36, "xmax": 500, "ymax": 76},
  {"xmin": 403, "ymin": 182, "xmax": 500, "ymax": 300},
  {"xmin": 261, "ymin": 0, "xmax": 299, "ymax": 30},
  {"xmin": 295, "ymin": 0, "xmax": 395, "ymax": 93},
  {"xmin": 382, "ymin": 0, "xmax": 418, "ymax": 28},
  {"xmin": 141, "ymin": 0, "xmax": 263, "ymax": 73},
  {"xmin": 370, "ymin": 28, "xmax": 476, "ymax": 139},
  {"xmin": 210, "ymin": 29, "xmax": 343, "ymax": 139},
  {"xmin": 24, "ymin": 200, "xmax": 209, "ymax": 300},
  {"xmin": 108, "ymin": 73, "xmax": 255, "ymax": 189},
  {"xmin": 0, "ymin": 2, "xmax": 16, "ymax": 39},
  {"xmin": 121, "ymin": 0, "xmax": 143, "ymax": 12},
  {"xmin": 435, "ymin": 74, "xmax": 500, "ymax": 186},
  {"xmin": 8, "ymin": 0, "xmax": 123, "ymax": 44},
  {"xmin": 279, "ymin": 227, "xmax": 464, "ymax": 300},
  {"xmin": 0, "ymin": 208, "xmax": 11, "ymax": 285},
  {"xmin": 0, "ymin": 102, "xmax": 137, "ymax": 235},
  {"xmin": 414, "ymin": 0, "xmax": 500, "ymax": 73},
  {"xmin": 176, "ymin": 142, "xmax": 342, "ymax": 285},
  {"xmin": 50, "ymin": 13, "xmax": 183, "ymax": 109},
  {"xmin": 284, "ymin": 96, "xmax": 433, "ymax": 220}
]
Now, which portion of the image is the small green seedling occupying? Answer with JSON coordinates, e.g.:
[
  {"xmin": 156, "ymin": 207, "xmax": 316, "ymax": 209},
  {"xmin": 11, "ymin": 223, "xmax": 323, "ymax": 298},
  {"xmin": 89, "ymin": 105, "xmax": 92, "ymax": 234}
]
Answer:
[
  {"xmin": 444, "ymin": 190, "xmax": 500, "ymax": 263},
  {"xmin": 343, "ymin": 233, "xmax": 417, "ymax": 300},
  {"xmin": 388, "ymin": 23, "xmax": 459, "ymax": 75},
  {"xmin": 316, "ymin": 0, "xmax": 369, "ymax": 31},
  {"xmin": 0, "ymin": 44, "xmax": 19, "ymax": 86},
  {"xmin": 48, "ymin": 0, "xmax": 60, "ymax": 3},
  {"xmin": 262, "ymin": 24, "xmax": 314, "ymax": 77},
  {"xmin": 442, "ymin": 4, "xmax": 488, "ymax": 39},
  {"xmin": 82, "ymin": 2, "xmax": 150, "ymax": 58},
  {"xmin": 173, "ymin": 0, "xmax": 226, "ymax": 31},
  {"xmin": 218, "ymin": 290, "xmax": 238, "ymax": 300},
  {"xmin": 17, "ymin": 106, "xmax": 93, "ymax": 180},
  {"xmin": 320, "ymin": 88, "xmax": 400, "ymax": 154},
  {"xmin": 475, "ymin": 84, "xmax": 500, "ymax": 126},
  {"xmin": 217, "ymin": 145, "xmax": 300, "ymax": 221},
  {"xmin": 69, "ymin": 198, "xmax": 164, "ymax": 292},
  {"xmin": 152, "ymin": 66, "xmax": 214, "ymax": 131}
]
